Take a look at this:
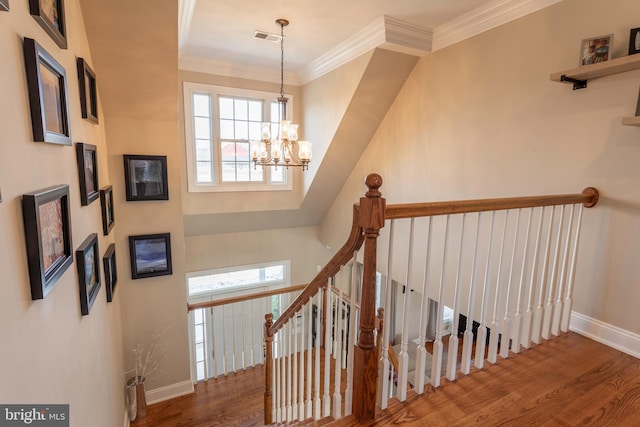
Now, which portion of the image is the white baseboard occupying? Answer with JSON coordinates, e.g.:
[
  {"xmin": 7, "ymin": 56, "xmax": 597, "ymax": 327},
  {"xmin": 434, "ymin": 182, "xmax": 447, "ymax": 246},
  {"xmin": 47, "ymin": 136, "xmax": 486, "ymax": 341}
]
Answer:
[
  {"xmin": 146, "ymin": 380, "xmax": 194, "ymax": 405},
  {"xmin": 123, "ymin": 409, "xmax": 129, "ymax": 427},
  {"xmin": 570, "ymin": 311, "xmax": 640, "ymax": 359}
]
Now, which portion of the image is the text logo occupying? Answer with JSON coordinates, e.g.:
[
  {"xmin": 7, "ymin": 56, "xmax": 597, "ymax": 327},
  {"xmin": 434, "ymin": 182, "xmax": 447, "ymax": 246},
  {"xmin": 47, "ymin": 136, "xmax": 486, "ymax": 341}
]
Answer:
[{"xmin": 0, "ymin": 405, "xmax": 68, "ymax": 426}]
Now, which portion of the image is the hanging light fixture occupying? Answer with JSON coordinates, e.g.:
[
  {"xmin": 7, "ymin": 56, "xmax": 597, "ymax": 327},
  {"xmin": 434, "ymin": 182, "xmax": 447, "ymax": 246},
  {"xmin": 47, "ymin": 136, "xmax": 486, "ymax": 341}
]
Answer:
[{"xmin": 252, "ymin": 19, "xmax": 312, "ymax": 171}]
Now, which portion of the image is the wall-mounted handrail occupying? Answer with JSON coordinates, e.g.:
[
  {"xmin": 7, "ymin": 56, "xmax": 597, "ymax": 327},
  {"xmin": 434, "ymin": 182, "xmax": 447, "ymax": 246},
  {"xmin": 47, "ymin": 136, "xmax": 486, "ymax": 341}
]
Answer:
[{"xmin": 187, "ymin": 284, "xmax": 307, "ymax": 312}]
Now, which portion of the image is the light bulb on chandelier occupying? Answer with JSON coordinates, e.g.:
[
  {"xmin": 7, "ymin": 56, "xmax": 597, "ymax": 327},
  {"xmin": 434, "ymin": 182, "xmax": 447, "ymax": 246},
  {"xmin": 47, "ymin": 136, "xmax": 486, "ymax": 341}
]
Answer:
[{"xmin": 251, "ymin": 19, "xmax": 312, "ymax": 171}]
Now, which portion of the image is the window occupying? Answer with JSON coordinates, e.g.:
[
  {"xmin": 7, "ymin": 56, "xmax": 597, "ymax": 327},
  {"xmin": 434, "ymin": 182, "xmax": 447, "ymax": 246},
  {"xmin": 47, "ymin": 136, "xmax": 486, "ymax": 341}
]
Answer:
[{"xmin": 183, "ymin": 83, "xmax": 290, "ymax": 192}]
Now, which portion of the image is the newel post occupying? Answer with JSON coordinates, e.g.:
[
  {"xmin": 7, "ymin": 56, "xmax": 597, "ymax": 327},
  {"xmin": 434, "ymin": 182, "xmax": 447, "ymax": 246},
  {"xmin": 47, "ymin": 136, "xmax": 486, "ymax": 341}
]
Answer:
[
  {"xmin": 264, "ymin": 313, "xmax": 274, "ymax": 425},
  {"xmin": 353, "ymin": 174, "xmax": 385, "ymax": 421}
]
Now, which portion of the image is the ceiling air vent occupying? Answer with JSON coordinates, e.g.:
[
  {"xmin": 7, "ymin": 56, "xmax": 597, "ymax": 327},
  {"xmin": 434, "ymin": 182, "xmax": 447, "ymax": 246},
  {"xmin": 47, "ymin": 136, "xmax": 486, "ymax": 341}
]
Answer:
[{"xmin": 253, "ymin": 31, "xmax": 282, "ymax": 43}]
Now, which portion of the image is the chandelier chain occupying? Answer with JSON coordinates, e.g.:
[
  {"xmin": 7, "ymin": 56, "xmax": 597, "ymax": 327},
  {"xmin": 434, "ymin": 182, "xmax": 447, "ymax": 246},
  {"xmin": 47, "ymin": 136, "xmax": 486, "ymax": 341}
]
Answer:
[{"xmin": 280, "ymin": 22, "xmax": 285, "ymax": 100}]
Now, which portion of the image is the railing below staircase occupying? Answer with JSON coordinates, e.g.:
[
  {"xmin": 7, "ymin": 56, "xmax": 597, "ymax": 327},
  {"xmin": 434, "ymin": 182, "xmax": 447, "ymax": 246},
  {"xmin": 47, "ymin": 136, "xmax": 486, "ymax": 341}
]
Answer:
[{"xmin": 264, "ymin": 173, "xmax": 599, "ymax": 424}]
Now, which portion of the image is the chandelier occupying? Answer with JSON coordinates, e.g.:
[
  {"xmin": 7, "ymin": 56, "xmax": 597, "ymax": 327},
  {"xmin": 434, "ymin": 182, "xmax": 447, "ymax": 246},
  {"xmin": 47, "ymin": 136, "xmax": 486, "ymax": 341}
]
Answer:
[{"xmin": 252, "ymin": 19, "xmax": 312, "ymax": 171}]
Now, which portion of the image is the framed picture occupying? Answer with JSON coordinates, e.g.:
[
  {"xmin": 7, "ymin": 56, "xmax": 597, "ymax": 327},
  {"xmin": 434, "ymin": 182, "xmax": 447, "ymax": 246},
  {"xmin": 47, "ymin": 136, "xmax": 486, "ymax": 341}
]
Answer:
[
  {"xmin": 77, "ymin": 58, "xmax": 98, "ymax": 123},
  {"xmin": 579, "ymin": 34, "xmax": 613, "ymax": 66},
  {"xmin": 0, "ymin": 0, "xmax": 9, "ymax": 12},
  {"xmin": 630, "ymin": 28, "xmax": 640, "ymax": 55},
  {"xmin": 103, "ymin": 243, "xmax": 117, "ymax": 302},
  {"xmin": 129, "ymin": 233, "xmax": 172, "ymax": 280},
  {"xmin": 23, "ymin": 38, "xmax": 71, "ymax": 146},
  {"xmin": 76, "ymin": 233, "xmax": 101, "ymax": 315},
  {"xmin": 123, "ymin": 155, "xmax": 169, "ymax": 201},
  {"xmin": 22, "ymin": 185, "xmax": 73, "ymax": 300},
  {"xmin": 75, "ymin": 143, "xmax": 99, "ymax": 206},
  {"xmin": 29, "ymin": 0, "xmax": 67, "ymax": 49},
  {"xmin": 99, "ymin": 185, "xmax": 115, "ymax": 235},
  {"xmin": 635, "ymin": 86, "xmax": 640, "ymax": 117}
]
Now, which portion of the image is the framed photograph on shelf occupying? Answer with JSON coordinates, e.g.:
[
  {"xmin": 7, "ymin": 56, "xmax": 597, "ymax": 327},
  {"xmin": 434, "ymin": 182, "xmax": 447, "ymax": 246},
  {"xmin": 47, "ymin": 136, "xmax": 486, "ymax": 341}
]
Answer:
[
  {"xmin": 123, "ymin": 155, "xmax": 169, "ymax": 201},
  {"xmin": 103, "ymin": 243, "xmax": 117, "ymax": 302},
  {"xmin": 29, "ymin": 0, "xmax": 67, "ymax": 49},
  {"xmin": 77, "ymin": 58, "xmax": 98, "ymax": 123},
  {"xmin": 23, "ymin": 37, "xmax": 71, "ymax": 146},
  {"xmin": 76, "ymin": 233, "xmax": 101, "ymax": 315},
  {"xmin": 129, "ymin": 233, "xmax": 172, "ymax": 280},
  {"xmin": 75, "ymin": 143, "xmax": 99, "ymax": 206},
  {"xmin": 22, "ymin": 185, "xmax": 73, "ymax": 300},
  {"xmin": 99, "ymin": 185, "xmax": 115, "ymax": 235},
  {"xmin": 0, "ymin": 0, "xmax": 9, "ymax": 12},
  {"xmin": 579, "ymin": 34, "xmax": 613, "ymax": 66},
  {"xmin": 630, "ymin": 28, "xmax": 640, "ymax": 55}
]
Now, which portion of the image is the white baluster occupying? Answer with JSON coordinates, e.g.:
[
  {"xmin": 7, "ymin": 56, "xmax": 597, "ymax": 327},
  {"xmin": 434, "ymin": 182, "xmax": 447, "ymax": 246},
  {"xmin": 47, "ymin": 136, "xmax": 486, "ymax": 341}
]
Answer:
[
  {"xmin": 532, "ymin": 206, "xmax": 555, "ymax": 345},
  {"xmin": 322, "ymin": 279, "xmax": 332, "ymax": 418},
  {"xmin": 298, "ymin": 303, "xmax": 305, "ymax": 419},
  {"xmin": 345, "ymin": 252, "xmax": 358, "ymax": 416},
  {"xmin": 333, "ymin": 290, "xmax": 343, "ymax": 419},
  {"xmin": 380, "ymin": 220, "xmax": 394, "ymax": 409},
  {"xmin": 398, "ymin": 218, "xmax": 415, "ymax": 401},
  {"xmin": 447, "ymin": 214, "xmax": 467, "ymax": 381},
  {"xmin": 431, "ymin": 215, "xmax": 450, "ymax": 388},
  {"xmin": 314, "ymin": 290, "xmax": 322, "ymax": 421},
  {"xmin": 500, "ymin": 209, "xmax": 522, "ymax": 359},
  {"xmin": 561, "ymin": 204, "xmax": 584, "ymax": 332},
  {"xmin": 306, "ymin": 296, "xmax": 313, "ymax": 419},
  {"xmin": 522, "ymin": 207, "xmax": 545, "ymax": 349},
  {"xmin": 272, "ymin": 333, "xmax": 276, "ymax": 420},
  {"xmin": 293, "ymin": 315, "xmax": 298, "ymax": 421},
  {"xmin": 542, "ymin": 205, "xmax": 564, "ymax": 340},
  {"xmin": 221, "ymin": 305, "xmax": 228, "ymax": 375},
  {"xmin": 287, "ymin": 321, "xmax": 292, "ymax": 421},
  {"xmin": 462, "ymin": 213, "xmax": 481, "ymax": 375},
  {"xmin": 276, "ymin": 331, "xmax": 282, "ymax": 423},
  {"xmin": 475, "ymin": 211, "xmax": 496, "ymax": 370},
  {"xmin": 415, "ymin": 217, "xmax": 433, "ymax": 392},
  {"xmin": 553, "ymin": 204, "xmax": 574, "ymax": 336},
  {"xmin": 512, "ymin": 208, "xmax": 534, "ymax": 354},
  {"xmin": 488, "ymin": 212, "xmax": 508, "ymax": 364}
]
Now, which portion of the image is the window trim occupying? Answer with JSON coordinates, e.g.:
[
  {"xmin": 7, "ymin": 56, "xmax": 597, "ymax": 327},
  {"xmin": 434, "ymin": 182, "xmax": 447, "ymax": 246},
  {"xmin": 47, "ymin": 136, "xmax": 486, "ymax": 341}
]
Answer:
[{"xmin": 183, "ymin": 82, "xmax": 293, "ymax": 193}]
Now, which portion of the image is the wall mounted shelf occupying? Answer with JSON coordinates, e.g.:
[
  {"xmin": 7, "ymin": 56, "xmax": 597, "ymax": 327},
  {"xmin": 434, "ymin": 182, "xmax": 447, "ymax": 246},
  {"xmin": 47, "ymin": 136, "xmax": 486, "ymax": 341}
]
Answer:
[
  {"xmin": 550, "ymin": 54, "xmax": 640, "ymax": 90},
  {"xmin": 621, "ymin": 116, "xmax": 640, "ymax": 127}
]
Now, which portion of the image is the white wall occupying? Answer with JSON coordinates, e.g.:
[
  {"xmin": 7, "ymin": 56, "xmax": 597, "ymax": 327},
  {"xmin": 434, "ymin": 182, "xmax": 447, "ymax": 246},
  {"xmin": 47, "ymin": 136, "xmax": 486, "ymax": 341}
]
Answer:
[
  {"xmin": 0, "ymin": 1, "xmax": 125, "ymax": 425},
  {"xmin": 320, "ymin": 0, "xmax": 640, "ymax": 335}
]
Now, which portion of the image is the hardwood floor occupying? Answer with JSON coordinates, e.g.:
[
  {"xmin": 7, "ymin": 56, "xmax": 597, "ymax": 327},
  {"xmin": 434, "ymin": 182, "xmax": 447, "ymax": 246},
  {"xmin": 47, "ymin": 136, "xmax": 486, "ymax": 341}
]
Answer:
[{"xmin": 131, "ymin": 332, "xmax": 640, "ymax": 426}]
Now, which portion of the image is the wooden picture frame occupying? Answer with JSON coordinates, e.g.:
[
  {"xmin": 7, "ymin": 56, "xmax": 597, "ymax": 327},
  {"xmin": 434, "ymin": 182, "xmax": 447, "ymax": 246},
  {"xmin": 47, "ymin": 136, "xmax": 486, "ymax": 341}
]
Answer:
[
  {"xmin": 29, "ymin": 0, "xmax": 67, "ymax": 49},
  {"xmin": 0, "ymin": 0, "xmax": 9, "ymax": 12},
  {"xmin": 579, "ymin": 34, "xmax": 613, "ymax": 66},
  {"xmin": 103, "ymin": 243, "xmax": 117, "ymax": 302},
  {"xmin": 76, "ymin": 233, "xmax": 101, "ymax": 315},
  {"xmin": 22, "ymin": 185, "xmax": 73, "ymax": 300},
  {"xmin": 630, "ymin": 28, "xmax": 640, "ymax": 55},
  {"xmin": 75, "ymin": 143, "xmax": 99, "ymax": 206},
  {"xmin": 77, "ymin": 58, "xmax": 98, "ymax": 123},
  {"xmin": 123, "ymin": 155, "xmax": 169, "ymax": 201},
  {"xmin": 129, "ymin": 233, "xmax": 172, "ymax": 280},
  {"xmin": 23, "ymin": 37, "xmax": 71, "ymax": 145},
  {"xmin": 99, "ymin": 185, "xmax": 115, "ymax": 235}
]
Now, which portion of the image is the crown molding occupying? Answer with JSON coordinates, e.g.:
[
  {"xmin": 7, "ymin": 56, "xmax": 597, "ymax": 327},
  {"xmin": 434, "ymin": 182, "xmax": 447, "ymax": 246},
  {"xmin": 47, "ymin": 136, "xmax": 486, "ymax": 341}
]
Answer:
[
  {"xmin": 178, "ymin": 0, "xmax": 197, "ymax": 56},
  {"xmin": 179, "ymin": 55, "xmax": 302, "ymax": 86},
  {"xmin": 300, "ymin": 16, "xmax": 432, "ymax": 84},
  {"xmin": 433, "ymin": 0, "xmax": 563, "ymax": 51}
]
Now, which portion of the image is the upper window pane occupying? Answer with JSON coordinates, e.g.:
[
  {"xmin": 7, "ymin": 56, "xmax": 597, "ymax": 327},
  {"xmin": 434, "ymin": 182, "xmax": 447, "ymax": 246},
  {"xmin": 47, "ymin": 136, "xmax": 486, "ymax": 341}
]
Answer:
[
  {"xmin": 234, "ymin": 99, "xmax": 248, "ymax": 120},
  {"xmin": 193, "ymin": 94, "xmax": 210, "ymax": 117},
  {"xmin": 188, "ymin": 263, "xmax": 286, "ymax": 296},
  {"xmin": 219, "ymin": 97, "xmax": 234, "ymax": 119}
]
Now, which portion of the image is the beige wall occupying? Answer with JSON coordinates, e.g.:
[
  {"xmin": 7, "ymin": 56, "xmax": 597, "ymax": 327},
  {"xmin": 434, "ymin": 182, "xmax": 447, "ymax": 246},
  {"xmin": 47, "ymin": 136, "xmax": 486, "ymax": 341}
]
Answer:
[
  {"xmin": 320, "ymin": 0, "xmax": 640, "ymax": 334},
  {"xmin": 0, "ymin": 1, "xmax": 125, "ymax": 425}
]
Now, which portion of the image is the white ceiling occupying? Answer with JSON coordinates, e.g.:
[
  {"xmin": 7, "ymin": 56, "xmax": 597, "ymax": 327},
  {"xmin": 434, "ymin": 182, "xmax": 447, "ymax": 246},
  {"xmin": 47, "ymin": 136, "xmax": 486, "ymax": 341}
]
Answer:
[{"xmin": 179, "ymin": 0, "xmax": 562, "ymax": 83}]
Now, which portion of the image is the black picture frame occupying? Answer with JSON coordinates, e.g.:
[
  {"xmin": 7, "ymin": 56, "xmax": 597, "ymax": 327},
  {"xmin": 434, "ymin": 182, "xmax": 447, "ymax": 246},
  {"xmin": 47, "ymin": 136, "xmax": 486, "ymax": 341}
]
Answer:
[
  {"xmin": 103, "ymin": 243, "xmax": 117, "ymax": 302},
  {"xmin": 129, "ymin": 233, "xmax": 172, "ymax": 280},
  {"xmin": 100, "ymin": 185, "xmax": 115, "ymax": 235},
  {"xmin": 630, "ymin": 28, "xmax": 640, "ymax": 55},
  {"xmin": 76, "ymin": 233, "xmax": 101, "ymax": 315},
  {"xmin": 23, "ymin": 37, "xmax": 71, "ymax": 146},
  {"xmin": 77, "ymin": 58, "xmax": 98, "ymax": 123},
  {"xmin": 0, "ymin": 0, "xmax": 9, "ymax": 12},
  {"xmin": 22, "ymin": 185, "xmax": 73, "ymax": 300},
  {"xmin": 75, "ymin": 143, "xmax": 99, "ymax": 206},
  {"xmin": 123, "ymin": 155, "xmax": 169, "ymax": 201},
  {"xmin": 29, "ymin": 0, "xmax": 67, "ymax": 49}
]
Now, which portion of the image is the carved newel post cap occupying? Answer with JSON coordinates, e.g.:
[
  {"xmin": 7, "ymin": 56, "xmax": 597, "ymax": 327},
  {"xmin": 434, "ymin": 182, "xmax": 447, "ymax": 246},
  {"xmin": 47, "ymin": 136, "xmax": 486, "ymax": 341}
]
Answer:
[
  {"xmin": 365, "ymin": 173, "xmax": 383, "ymax": 197},
  {"xmin": 265, "ymin": 313, "xmax": 273, "ymax": 324}
]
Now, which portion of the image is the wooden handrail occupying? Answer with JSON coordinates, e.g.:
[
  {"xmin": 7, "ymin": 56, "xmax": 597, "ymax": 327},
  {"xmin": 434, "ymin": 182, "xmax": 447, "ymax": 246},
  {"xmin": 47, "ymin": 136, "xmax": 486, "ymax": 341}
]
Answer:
[
  {"xmin": 268, "ymin": 204, "xmax": 365, "ymax": 336},
  {"xmin": 187, "ymin": 284, "xmax": 307, "ymax": 312},
  {"xmin": 385, "ymin": 187, "xmax": 599, "ymax": 220}
]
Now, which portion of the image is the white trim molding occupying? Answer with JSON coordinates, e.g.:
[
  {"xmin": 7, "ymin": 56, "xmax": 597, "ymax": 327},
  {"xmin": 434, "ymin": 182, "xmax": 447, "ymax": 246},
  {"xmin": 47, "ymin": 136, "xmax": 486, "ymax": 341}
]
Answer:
[
  {"xmin": 123, "ymin": 409, "xmax": 129, "ymax": 427},
  {"xmin": 570, "ymin": 311, "xmax": 640, "ymax": 359},
  {"xmin": 146, "ymin": 380, "xmax": 195, "ymax": 405},
  {"xmin": 433, "ymin": 0, "xmax": 563, "ymax": 51},
  {"xmin": 178, "ymin": 0, "xmax": 197, "ymax": 56}
]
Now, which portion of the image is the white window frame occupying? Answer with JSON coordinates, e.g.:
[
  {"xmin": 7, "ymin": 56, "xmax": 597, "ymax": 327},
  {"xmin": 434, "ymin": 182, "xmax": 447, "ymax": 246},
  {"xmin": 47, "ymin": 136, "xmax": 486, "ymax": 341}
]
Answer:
[{"xmin": 183, "ymin": 82, "xmax": 294, "ymax": 193}]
